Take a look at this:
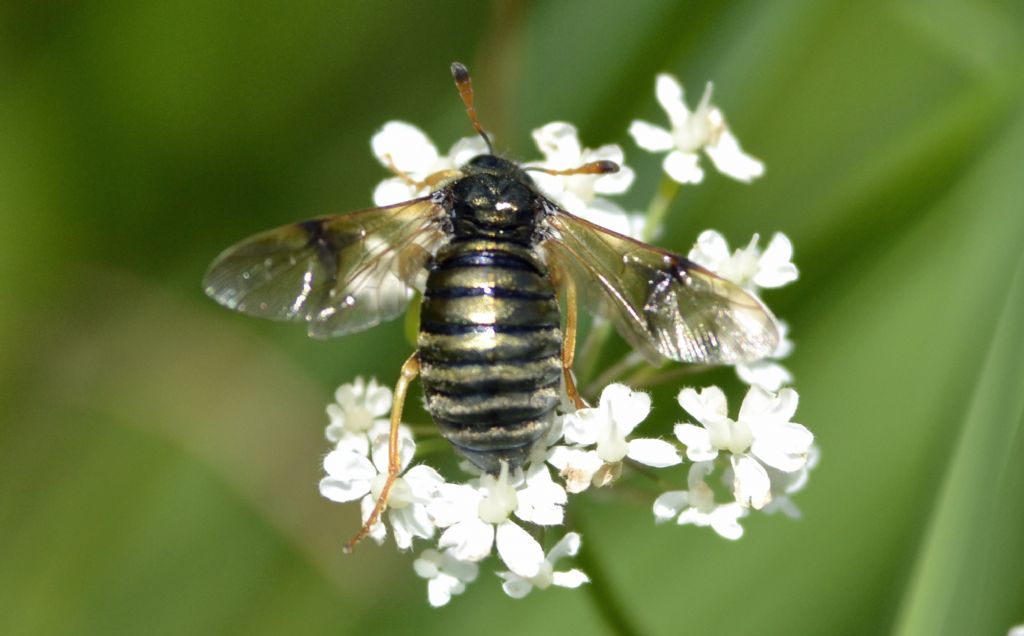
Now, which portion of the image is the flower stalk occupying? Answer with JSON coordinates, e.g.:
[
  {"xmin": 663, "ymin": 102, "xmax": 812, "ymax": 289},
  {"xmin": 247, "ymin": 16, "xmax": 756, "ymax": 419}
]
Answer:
[{"xmin": 642, "ymin": 173, "xmax": 681, "ymax": 243}]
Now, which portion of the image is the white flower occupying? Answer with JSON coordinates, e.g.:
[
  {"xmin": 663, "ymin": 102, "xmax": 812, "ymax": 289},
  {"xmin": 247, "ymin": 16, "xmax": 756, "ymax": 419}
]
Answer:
[
  {"xmin": 371, "ymin": 121, "xmax": 488, "ymax": 205},
  {"xmin": 497, "ymin": 532, "xmax": 589, "ymax": 598},
  {"xmin": 760, "ymin": 444, "xmax": 820, "ymax": 518},
  {"xmin": 1009, "ymin": 625, "xmax": 1024, "ymax": 636},
  {"xmin": 736, "ymin": 321, "xmax": 794, "ymax": 392},
  {"xmin": 629, "ymin": 74, "xmax": 764, "ymax": 184},
  {"xmin": 514, "ymin": 464, "xmax": 569, "ymax": 525},
  {"xmin": 688, "ymin": 230, "xmax": 798, "ymax": 292},
  {"xmin": 528, "ymin": 122, "xmax": 644, "ymax": 239},
  {"xmin": 325, "ymin": 377, "xmax": 392, "ymax": 455},
  {"xmin": 428, "ymin": 463, "xmax": 565, "ymax": 578},
  {"xmin": 413, "ymin": 548, "xmax": 479, "ymax": 607},
  {"xmin": 674, "ymin": 385, "xmax": 813, "ymax": 509},
  {"xmin": 547, "ymin": 446, "xmax": 605, "ymax": 494},
  {"xmin": 552, "ymin": 384, "xmax": 681, "ymax": 492},
  {"xmin": 653, "ymin": 462, "xmax": 748, "ymax": 540},
  {"xmin": 319, "ymin": 427, "xmax": 444, "ymax": 549}
]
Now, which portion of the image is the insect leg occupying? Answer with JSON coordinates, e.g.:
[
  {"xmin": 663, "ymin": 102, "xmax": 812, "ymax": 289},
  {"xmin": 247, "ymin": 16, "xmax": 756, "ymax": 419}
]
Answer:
[
  {"xmin": 561, "ymin": 277, "xmax": 588, "ymax": 409},
  {"xmin": 380, "ymin": 153, "xmax": 425, "ymax": 189},
  {"xmin": 380, "ymin": 155, "xmax": 460, "ymax": 192},
  {"xmin": 343, "ymin": 351, "xmax": 421, "ymax": 553}
]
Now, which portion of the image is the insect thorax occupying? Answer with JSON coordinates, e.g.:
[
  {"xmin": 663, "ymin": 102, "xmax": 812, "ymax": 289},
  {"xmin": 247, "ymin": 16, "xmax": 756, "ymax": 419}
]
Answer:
[{"xmin": 447, "ymin": 157, "xmax": 542, "ymax": 243}]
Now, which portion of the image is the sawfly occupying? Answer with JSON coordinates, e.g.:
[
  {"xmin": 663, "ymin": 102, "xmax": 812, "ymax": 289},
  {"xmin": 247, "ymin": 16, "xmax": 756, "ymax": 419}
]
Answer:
[{"xmin": 204, "ymin": 62, "xmax": 779, "ymax": 550}]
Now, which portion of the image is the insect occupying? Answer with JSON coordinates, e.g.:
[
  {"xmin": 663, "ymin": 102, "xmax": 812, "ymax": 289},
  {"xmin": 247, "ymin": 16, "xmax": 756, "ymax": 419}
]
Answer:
[{"xmin": 204, "ymin": 62, "xmax": 779, "ymax": 551}]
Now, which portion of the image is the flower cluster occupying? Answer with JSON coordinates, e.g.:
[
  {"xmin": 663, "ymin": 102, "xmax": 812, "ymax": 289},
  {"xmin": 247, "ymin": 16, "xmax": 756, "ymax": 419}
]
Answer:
[
  {"xmin": 321, "ymin": 377, "xmax": 815, "ymax": 604},
  {"xmin": 316, "ymin": 72, "xmax": 817, "ymax": 607}
]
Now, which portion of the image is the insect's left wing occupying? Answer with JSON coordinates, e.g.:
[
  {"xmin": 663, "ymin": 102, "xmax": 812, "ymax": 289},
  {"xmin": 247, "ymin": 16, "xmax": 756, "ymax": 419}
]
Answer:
[
  {"xmin": 203, "ymin": 196, "xmax": 449, "ymax": 338},
  {"xmin": 540, "ymin": 207, "xmax": 779, "ymax": 365}
]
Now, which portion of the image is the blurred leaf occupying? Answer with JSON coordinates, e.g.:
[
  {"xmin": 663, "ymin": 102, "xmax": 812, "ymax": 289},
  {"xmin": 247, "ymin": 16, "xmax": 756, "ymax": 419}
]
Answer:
[{"xmin": 893, "ymin": 243, "xmax": 1024, "ymax": 635}]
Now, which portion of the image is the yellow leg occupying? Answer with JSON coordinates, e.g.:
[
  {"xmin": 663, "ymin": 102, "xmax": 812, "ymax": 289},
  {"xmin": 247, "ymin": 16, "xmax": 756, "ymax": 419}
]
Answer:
[
  {"xmin": 381, "ymin": 153, "xmax": 424, "ymax": 189},
  {"xmin": 381, "ymin": 155, "xmax": 461, "ymax": 193},
  {"xmin": 343, "ymin": 352, "xmax": 420, "ymax": 553},
  {"xmin": 561, "ymin": 278, "xmax": 588, "ymax": 409}
]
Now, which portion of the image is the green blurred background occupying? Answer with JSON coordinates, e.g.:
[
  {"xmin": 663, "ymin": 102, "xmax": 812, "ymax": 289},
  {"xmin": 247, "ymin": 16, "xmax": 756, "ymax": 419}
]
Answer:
[{"xmin": 2, "ymin": 1, "xmax": 1023, "ymax": 634}]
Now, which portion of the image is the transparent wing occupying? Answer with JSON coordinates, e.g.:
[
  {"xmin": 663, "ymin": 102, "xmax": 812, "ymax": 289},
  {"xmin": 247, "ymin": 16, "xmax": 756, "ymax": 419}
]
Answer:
[
  {"xmin": 203, "ymin": 196, "xmax": 449, "ymax": 338},
  {"xmin": 541, "ymin": 207, "xmax": 779, "ymax": 364}
]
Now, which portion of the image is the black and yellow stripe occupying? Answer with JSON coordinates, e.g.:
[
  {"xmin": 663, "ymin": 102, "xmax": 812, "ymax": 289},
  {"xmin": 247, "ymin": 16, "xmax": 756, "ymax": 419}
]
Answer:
[{"xmin": 418, "ymin": 238, "xmax": 562, "ymax": 473}]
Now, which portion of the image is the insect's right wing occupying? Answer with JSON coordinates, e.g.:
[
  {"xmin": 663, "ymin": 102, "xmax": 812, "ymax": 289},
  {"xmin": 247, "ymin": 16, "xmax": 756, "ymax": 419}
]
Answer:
[
  {"xmin": 541, "ymin": 207, "xmax": 780, "ymax": 365},
  {"xmin": 203, "ymin": 196, "xmax": 450, "ymax": 338}
]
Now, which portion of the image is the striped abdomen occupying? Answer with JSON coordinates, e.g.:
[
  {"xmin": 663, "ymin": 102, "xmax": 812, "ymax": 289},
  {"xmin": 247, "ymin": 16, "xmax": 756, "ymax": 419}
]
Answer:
[{"xmin": 418, "ymin": 238, "xmax": 562, "ymax": 473}]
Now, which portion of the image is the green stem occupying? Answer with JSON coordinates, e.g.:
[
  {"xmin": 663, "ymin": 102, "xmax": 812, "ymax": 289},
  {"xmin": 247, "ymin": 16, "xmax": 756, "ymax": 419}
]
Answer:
[
  {"xmin": 571, "ymin": 512, "xmax": 646, "ymax": 636},
  {"xmin": 642, "ymin": 173, "xmax": 681, "ymax": 244}
]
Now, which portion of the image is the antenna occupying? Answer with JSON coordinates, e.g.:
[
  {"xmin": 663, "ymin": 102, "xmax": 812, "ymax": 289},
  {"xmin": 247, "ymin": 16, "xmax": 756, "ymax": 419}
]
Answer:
[
  {"xmin": 450, "ymin": 62, "xmax": 494, "ymax": 154},
  {"xmin": 525, "ymin": 160, "xmax": 621, "ymax": 176}
]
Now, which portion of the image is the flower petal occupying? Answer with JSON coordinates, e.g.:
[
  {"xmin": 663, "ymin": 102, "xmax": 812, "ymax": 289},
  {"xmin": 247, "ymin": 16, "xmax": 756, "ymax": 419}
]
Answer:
[
  {"xmin": 751, "ymin": 422, "xmax": 814, "ymax": 472},
  {"xmin": 362, "ymin": 379, "xmax": 392, "ymax": 416},
  {"xmin": 753, "ymin": 232, "xmax": 798, "ymax": 288},
  {"xmin": 652, "ymin": 490, "xmax": 689, "ymax": 522},
  {"xmin": 441, "ymin": 548, "xmax": 480, "ymax": 583},
  {"xmin": 731, "ymin": 454, "xmax": 772, "ymax": 509},
  {"xmin": 552, "ymin": 569, "xmax": 590, "ymax": 589},
  {"xmin": 709, "ymin": 503, "xmax": 747, "ymax": 540},
  {"xmin": 413, "ymin": 549, "xmax": 441, "ymax": 578},
  {"xmin": 389, "ymin": 504, "xmax": 435, "ymax": 550},
  {"xmin": 327, "ymin": 429, "xmax": 370, "ymax": 456},
  {"xmin": 371, "ymin": 121, "xmax": 438, "ymax": 174},
  {"xmin": 602, "ymin": 383, "xmax": 651, "ymax": 433},
  {"xmin": 319, "ymin": 451, "xmax": 375, "ymax": 502},
  {"xmin": 687, "ymin": 229, "xmax": 731, "ymax": 271},
  {"xmin": 373, "ymin": 177, "xmax": 419, "ymax": 207},
  {"xmin": 447, "ymin": 135, "xmax": 490, "ymax": 167},
  {"xmin": 429, "ymin": 483, "xmax": 481, "ymax": 527},
  {"xmin": 628, "ymin": 120, "xmax": 674, "ymax": 152},
  {"xmin": 672, "ymin": 423, "xmax": 717, "ymax": 462},
  {"xmin": 426, "ymin": 574, "xmax": 461, "ymax": 607},
  {"xmin": 626, "ymin": 438, "xmax": 682, "ymax": 467},
  {"xmin": 561, "ymin": 408, "xmax": 602, "ymax": 446},
  {"xmin": 736, "ymin": 360, "xmax": 793, "ymax": 392},
  {"xmin": 677, "ymin": 386, "xmax": 729, "ymax": 423},
  {"xmin": 740, "ymin": 386, "xmax": 799, "ymax": 426},
  {"xmin": 547, "ymin": 446, "xmax": 602, "ymax": 494},
  {"xmin": 704, "ymin": 127, "xmax": 764, "ymax": 183},
  {"xmin": 498, "ymin": 573, "xmax": 533, "ymax": 599},
  {"xmin": 532, "ymin": 121, "xmax": 583, "ymax": 167},
  {"xmin": 402, "ymin": 464, "xmax": 445, "ymax": 501},
  {"xmin": 514, "ymin": 465, "xmax": 567, "ymax": 526},
  {"xmin": 655, "ymin": 74, "xmax": 690, "ymax": 127},
  {"xmin": 438, "ymin": 519, "xmax": 494, "ymax": 562},
  {"xmin": 546, "ymin": 532, "xmax": 582, "ymax": 562},
  {"xmin": 495, "ymin": 521, "xmax": 545, "ymax": 578},
  {"xmin": 663, "ymin": 150, "xmax": 704, "ymax": 184}
]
